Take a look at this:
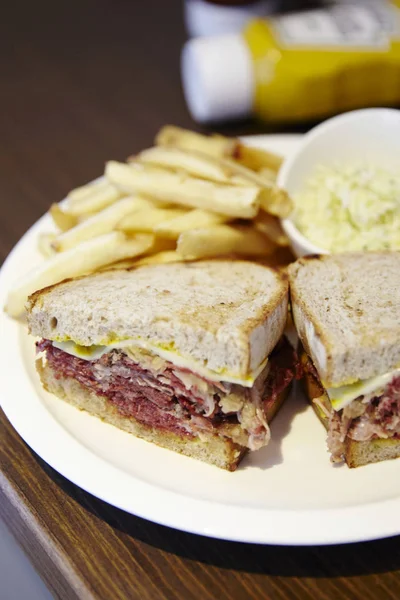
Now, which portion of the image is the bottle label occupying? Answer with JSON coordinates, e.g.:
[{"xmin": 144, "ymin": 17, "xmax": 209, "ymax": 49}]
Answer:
[{"xmin": 272, "ymin": 1, "xmax": 400, "ymax": 49}]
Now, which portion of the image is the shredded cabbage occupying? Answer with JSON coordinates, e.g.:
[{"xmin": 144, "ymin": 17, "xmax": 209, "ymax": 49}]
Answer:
[{"xmin": 293, "ymin": 164, "xmax": 400, "ymax": 251}]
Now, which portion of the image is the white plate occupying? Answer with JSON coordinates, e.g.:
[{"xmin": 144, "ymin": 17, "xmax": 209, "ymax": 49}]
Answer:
[{"xmin": 1, "ymin": 134, "xmax": 400, "ymax": 546}]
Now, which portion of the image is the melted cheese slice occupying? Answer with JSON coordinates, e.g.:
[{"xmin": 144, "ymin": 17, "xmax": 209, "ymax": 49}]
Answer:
[
  {"xmin": 52, "ymin": 339, "xmax": 268, "ymax": 387},
  {"xmin": 327, "ymin": 368, "xmax": 400, "ymax": 411}
]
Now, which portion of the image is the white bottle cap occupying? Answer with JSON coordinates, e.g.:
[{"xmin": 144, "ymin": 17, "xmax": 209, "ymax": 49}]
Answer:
[{"xmin": 181, "ymin": 34, "xmax": 255, "ymax": 124}]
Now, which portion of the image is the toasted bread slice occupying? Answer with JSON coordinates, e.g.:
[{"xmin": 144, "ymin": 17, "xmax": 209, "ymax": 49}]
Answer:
[
  {"xmin": 288, "ymin": 252, "xmax": 400, "ymax": 387},
  {"xmin": 37, "ymin": 360, "xmax": 289, "ymax": 471},
  {"xmin": 27, "ymin": 260, "xmax": 288, "ymax": 379}
]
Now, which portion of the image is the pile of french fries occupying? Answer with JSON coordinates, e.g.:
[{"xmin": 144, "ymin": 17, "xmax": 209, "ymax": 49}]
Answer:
[{"xmin": 6, "ymin": 126, "xmax": 292, "ymax": 317}]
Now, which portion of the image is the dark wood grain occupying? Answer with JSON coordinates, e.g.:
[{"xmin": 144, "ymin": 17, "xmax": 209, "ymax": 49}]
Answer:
[{"xmin": 1, "ymin": 1, "xmax": 400, "ymax": 599}]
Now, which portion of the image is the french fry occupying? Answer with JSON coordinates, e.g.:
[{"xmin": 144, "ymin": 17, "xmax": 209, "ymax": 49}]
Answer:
[
  {"xmin": 154, "ymin": 127, "xmax": 289, "ymax": 215},
  {"xmin": 133, "ymin": 250, "xmax": 182, "ymax": 266},
  {"xmin": 155, "ymin": 208, "xmax": 228, "ymax": 239},
  {"xmin": 218, "ymin": 156, "xmax": 275, "ymax": 188},
  {"xmin": 52, "ymin": 197, "xmax": 149, "ymax": 252},
  {"xmin": 37, "ymin": 233, "xmax": 57, "ymax": 258},
  {"xmin": 155, "ymin": 125, "xmax": 237, "ymax": 158},
  {"xmin": 234, "ymin": 143, "xmax": 283, "ymax": 173},
  {"xmin": 145, "ymin": 236, "xmax": 176, "ymax": 254},
  {"xmin": 99, "ymin": 258, "xmax": 140, "ymax": 271},
  {"xmin": 155, "ymin": 126, "xmax": 283, "ymax": 173},
  {"xmin": 5, "ymin": 232, "xmax": 154, "ymax": 317},
  {"xmin": 67, "ymin": 178, "xmax": 110, "ymax": 202},
  {"xmin": 100, "ymin": 241, "xmax": 176, "ymax": 271},
  {"xmin": 49, "ymin": 204, "xmax": 78, "ymax": 231},
  {"xmin": 135, "ymin": 146, "xmax": 234, "ymax": 183},
  {"xmin": 259, "ymin": 187, "xmax": 292, "ymax": 218},
  {"xmin": 66, "ymin": 182, "xmax": 122, "ymax": 217},
  {"xmin": 105, "ymin": 161, "xmax": 260, "ymax": 218},
  {"xmin": 254, "ymin": 211, "xmax": 289, "ymax": 246},
  {"xmin": 217, "ymin": 157, "xmax": 292, "ymax": 218},
  {"xmin": 257, "ymin": 167, "xmax": 278, "ymax": 182},
  {"xmin": 229, "ymin": 175, "xmax": 256, "ymax": 187},
  {"xmin": 117, "ymin": 207, "xmax": 187, "ymax": 233},
  {"xmin": 176, "ymin": 225, "xmax": 276, "ymax": 260}
]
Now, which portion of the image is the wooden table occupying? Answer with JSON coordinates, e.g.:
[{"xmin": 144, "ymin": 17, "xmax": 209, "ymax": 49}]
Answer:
[{"xmin": 1, "ymin": 1, "xmax": 400, "ymax": 598}]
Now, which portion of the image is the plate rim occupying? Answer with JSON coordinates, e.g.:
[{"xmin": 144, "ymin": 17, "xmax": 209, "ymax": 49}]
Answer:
[{"xmin": 2, "ymin": 133, "xmax": 400, "ymax": 546}]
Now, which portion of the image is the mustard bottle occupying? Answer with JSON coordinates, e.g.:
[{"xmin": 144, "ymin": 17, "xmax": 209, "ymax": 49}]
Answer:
[{"xmin": 181, "ymin": 1, "xmax": 400, "ymax": 123}]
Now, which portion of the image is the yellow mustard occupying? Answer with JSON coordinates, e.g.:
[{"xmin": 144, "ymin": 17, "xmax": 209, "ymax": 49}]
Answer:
[{"xmin": 244, "ymin": 2, "xmax": 400, "ymax": 123}]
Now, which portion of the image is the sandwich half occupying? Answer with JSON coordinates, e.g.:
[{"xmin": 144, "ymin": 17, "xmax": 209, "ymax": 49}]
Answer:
[
  {"xmin": 288, "ymin": 252, "xmax": 400, "ymax": 467},
  {"xmin": 27, "ymin": 260, "xmax": 299, "ymax": 471}
]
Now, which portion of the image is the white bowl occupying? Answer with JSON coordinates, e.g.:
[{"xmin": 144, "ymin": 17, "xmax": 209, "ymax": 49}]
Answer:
[{"xmin": 277, "ymin": 108, "xmax": 400, "ymax": 258}]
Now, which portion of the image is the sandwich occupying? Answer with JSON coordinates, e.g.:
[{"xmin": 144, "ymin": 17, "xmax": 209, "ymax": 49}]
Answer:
[
  {"xmin": 27, "ymin": 260, "xmax": 299, "ymax": 471},
  {"xmin": 288, "ymin": 252, "xmax": 400, "ymax": 467}
]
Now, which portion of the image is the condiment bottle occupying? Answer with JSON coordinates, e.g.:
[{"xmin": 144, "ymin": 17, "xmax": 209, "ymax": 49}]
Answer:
[{"xmin": 182, "ymin": 1, "xmax": 400, "ymax": 123}]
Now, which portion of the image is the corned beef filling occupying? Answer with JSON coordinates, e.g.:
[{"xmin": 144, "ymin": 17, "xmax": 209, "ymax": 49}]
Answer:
[
  {"xmin": 37, "ymin": 337, "xmax": 299, "ymax": 449},
  {"xmin": 302, "ymin": 352, "xmax": 400, "ymax": 463}
]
